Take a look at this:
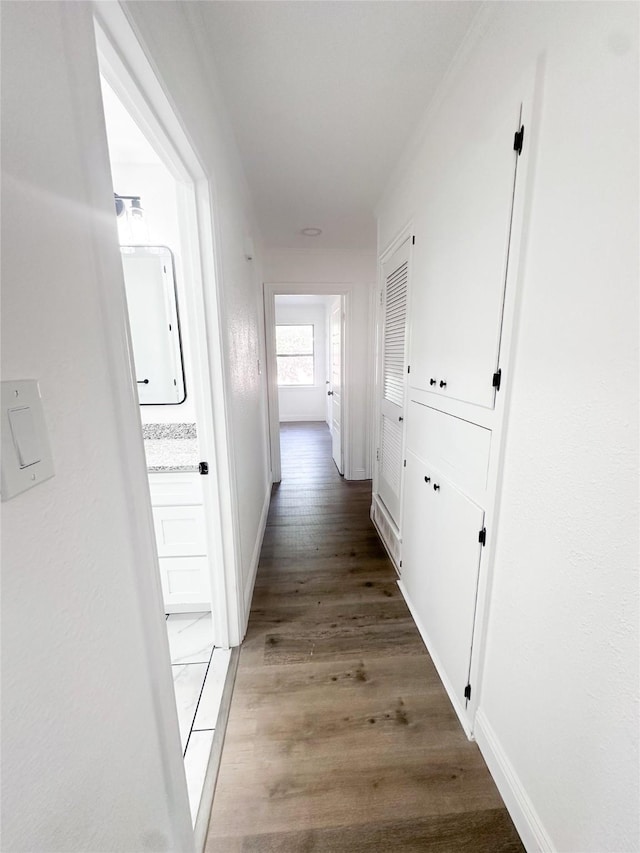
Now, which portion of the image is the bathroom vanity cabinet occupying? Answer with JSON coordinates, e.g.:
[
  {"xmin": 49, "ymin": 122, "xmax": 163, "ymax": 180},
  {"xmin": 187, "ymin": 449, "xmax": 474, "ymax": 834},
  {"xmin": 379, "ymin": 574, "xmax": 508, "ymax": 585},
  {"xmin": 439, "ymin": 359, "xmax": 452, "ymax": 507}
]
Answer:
[{"xmin": 148, "ymin": 471, "xmax": 211, "ymax": 612}]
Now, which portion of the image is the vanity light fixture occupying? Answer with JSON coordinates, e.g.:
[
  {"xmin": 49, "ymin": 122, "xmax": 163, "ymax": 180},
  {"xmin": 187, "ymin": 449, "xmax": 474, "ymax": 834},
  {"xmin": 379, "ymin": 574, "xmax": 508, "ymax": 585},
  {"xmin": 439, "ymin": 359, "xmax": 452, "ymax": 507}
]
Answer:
[{"xmin": 114, "ymin": 193, "xmax": 143, "ymax": 218}]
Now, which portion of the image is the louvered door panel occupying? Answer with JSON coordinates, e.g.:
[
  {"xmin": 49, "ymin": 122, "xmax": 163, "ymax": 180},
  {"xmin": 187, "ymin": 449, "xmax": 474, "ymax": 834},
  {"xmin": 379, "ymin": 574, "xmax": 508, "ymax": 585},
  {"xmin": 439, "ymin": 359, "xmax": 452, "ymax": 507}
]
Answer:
[
  {"xmin": 383, "ymin": 260, "xmax": 408, "ymax": 407},
  {"xmin": 380, "ymin": 414, "xmax": 403, "ymax": 500},
  {"xmin": 377, "ymin": 238, "xmax": 410, "ymax": 526}
]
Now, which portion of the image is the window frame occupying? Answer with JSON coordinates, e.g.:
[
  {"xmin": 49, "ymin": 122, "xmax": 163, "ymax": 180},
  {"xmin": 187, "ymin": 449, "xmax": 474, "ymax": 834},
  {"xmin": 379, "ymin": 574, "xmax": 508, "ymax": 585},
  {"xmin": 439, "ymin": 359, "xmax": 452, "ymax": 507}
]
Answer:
[{"xmin": 275, "ymin": 323, "xmax": 315, "ymax": 387}]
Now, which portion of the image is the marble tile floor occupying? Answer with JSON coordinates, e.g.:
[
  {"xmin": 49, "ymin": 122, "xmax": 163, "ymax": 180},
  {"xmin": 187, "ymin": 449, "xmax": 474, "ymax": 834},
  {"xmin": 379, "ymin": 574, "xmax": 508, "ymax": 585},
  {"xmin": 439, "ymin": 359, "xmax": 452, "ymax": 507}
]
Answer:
[{"xmin": 166, "ymin": 612, "xmax": 231, "ymax": 824}]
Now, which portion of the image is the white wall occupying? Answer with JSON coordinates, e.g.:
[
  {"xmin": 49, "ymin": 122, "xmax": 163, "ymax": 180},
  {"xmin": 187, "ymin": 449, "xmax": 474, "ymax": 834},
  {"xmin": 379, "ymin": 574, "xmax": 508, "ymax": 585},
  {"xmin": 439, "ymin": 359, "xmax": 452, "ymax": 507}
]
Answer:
[
  {"xmin": 377, "ymin": 4, "xmax": 639, "ymax": 852},
  {"xmin": 275, "ymin": 300, "xmax": 329, "ymax": 422},
  {"xmin": 123, "ymin": 1, "xmax": 272, "ymax": 631},
  {"xmin": 1, "ymin": 3, "xmax": 193, "ymax": 850},
  {"xmin": 265, "ymin": 248, "xmax": 376, "ymax": 479}
]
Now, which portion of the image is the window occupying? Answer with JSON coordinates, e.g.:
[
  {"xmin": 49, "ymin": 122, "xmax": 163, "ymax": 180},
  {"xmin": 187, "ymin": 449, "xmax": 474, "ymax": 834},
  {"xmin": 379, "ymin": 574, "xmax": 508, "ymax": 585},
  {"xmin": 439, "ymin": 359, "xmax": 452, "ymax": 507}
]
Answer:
[{"xmin": 276, "ymin": 324, "xmax": 314, "ymax": 385}]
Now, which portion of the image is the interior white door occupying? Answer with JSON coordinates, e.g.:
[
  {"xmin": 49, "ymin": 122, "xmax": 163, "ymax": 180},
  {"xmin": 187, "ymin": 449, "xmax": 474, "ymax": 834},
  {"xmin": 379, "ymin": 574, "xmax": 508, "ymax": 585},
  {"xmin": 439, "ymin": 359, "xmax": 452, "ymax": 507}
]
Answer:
[
  {"xmin": 402, "ymin": 451, "xmax": 485, "ymax": 706},
  {"xmin": 329, "ymin": 298, "xmax": 343, "ymax": 474},
  {"xmin": 409, "ymin": 81, "xmax": 525, "ymax": 408},
  {"xmin": 378, "ymin": 238, "xmax": 410, "ymax": 525}
]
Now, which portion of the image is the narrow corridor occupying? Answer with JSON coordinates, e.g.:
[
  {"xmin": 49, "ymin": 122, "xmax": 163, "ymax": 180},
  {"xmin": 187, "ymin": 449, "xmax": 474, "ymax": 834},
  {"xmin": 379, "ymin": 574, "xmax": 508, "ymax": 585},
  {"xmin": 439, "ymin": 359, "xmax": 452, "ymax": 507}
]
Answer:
[{"xmin": 206, "ymin": 422, "xmax": 523, "ymax": 852}]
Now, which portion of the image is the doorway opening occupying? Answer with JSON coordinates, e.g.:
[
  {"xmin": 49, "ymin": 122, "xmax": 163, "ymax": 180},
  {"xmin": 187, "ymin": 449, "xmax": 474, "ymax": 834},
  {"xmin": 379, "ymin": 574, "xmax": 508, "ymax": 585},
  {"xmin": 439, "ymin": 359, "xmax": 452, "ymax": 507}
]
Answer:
[
  {"xmin": 94, "ymin": 12, "xmax": 236, "ymax": 841},
  {"xmin": 265, "ymin": 289, "xmax": 348, "ymax": 482}
]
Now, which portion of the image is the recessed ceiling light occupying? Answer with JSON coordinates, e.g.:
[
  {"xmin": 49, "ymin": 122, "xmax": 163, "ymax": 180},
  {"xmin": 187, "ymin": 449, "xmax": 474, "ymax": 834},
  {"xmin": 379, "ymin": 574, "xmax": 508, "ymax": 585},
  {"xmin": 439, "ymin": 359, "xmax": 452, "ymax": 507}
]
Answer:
[{"xmin": 300, "ymin": 227, "xmax": 322, "ymax": 237}]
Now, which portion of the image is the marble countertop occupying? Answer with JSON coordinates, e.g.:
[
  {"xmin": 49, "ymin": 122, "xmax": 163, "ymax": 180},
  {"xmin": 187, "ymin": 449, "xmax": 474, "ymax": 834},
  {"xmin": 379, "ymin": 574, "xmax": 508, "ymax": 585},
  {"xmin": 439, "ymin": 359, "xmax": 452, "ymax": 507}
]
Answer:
[{"xmin": 142, "ymin": 423, "xmax": 200, "ymax": 473}]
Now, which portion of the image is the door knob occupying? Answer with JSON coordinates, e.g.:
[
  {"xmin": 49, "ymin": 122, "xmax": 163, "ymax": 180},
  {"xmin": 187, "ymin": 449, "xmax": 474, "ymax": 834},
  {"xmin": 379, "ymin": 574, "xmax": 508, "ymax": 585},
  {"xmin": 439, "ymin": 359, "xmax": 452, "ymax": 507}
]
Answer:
[
  {"xmin": 433, "ymin": 483, "xmax": 440, "ymax": 491},
  {"xmin": 327, "ymin": 391, "xmax": 333, "ymax": 396},
  {"xmin": 398, "ymin": 416, "xmax": 403, "ymax": 422},
  {"xmin": 430, "ymin": 378, "xmax": 436, "ymax": 386},
  {"xmin": 424, "ymin": 476, "xmax": 431, "ymax": 483},
  {"xmin": 439, "ymin": 380, "xmax": 447, "ymax": 388}
]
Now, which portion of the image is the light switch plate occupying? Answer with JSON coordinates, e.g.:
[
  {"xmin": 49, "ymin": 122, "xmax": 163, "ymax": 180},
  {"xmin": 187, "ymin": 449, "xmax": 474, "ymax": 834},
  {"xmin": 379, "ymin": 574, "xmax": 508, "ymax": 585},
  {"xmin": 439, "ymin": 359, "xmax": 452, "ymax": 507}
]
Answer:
[{"xmin": 1, "ymin": 380, "xmax": 54, "ymax": 501}]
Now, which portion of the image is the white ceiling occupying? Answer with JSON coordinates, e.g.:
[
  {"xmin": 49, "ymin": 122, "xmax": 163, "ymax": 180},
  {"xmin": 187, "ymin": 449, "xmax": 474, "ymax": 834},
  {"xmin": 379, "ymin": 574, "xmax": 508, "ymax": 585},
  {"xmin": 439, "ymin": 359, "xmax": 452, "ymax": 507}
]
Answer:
[{"xmin": 188, "ymin": 1, "xmax": 479, "ymax": 251}]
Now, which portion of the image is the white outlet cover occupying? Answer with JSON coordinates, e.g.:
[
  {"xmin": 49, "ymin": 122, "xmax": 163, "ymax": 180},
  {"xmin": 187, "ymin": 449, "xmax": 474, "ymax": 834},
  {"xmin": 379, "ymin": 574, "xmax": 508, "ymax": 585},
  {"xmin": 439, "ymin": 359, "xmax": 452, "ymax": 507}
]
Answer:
[{"xmin": 1, "ymin": 380, "xmax": 54, "ymax": 501}]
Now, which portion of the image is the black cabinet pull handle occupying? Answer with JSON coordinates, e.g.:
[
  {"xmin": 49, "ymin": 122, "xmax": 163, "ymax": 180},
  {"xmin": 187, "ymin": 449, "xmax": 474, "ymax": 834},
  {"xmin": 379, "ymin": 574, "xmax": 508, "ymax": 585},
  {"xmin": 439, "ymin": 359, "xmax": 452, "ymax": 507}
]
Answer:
[
  {"xmin": 327, "ymin": 391, "xmax": 333, "ymax": 396},
  {"xmin": 424, "ymin": 476, "xmax": 431, "ymax": 483},
  {"xmin": 439, "ymin": 380, "xmax": 447, "ymax": 388},
  {"xmin": 433, "ymin": 483, "xmax": 440, "ymax": 491},
  {"xmin": 137, "ymin": 379, "xmax": 149, "ymax": 385},
  {"xmin": 398, "ymin": 416, "xmax": 403, "ymax": 422},
  {"xmin": 430, "ymin": 378, "xmax": 436, "ymax": 386}
]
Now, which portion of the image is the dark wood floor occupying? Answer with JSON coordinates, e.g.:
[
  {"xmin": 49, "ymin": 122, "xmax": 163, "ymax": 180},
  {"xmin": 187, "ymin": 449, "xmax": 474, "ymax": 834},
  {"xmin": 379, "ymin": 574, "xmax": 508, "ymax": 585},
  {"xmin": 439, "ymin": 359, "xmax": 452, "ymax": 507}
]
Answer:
[{"xmin": 206, "ymin": 422, "xmax": 523, "ymax": 852}]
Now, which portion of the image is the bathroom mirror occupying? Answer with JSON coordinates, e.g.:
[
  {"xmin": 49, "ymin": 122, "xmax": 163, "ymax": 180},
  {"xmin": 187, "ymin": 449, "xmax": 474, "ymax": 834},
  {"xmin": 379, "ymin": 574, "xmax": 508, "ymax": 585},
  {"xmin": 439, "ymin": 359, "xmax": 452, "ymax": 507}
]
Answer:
[{"xmin": 120, "ymin": 246, "xmax": 186, "ymax": 405}]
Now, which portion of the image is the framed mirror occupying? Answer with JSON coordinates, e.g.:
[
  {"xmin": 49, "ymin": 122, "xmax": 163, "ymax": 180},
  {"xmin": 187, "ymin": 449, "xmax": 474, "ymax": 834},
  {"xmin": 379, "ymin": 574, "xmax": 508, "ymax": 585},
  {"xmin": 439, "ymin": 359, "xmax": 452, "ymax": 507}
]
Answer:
[{"xmin": 120, "ymin": 246, "xmax": 187, "ymax": 405}]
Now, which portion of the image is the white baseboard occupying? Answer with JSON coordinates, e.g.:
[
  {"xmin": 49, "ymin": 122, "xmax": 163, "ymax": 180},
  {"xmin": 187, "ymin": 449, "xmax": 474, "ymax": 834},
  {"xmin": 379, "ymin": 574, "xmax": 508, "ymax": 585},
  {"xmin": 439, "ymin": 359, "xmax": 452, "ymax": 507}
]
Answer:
[
  {"xmin": 243, "ymin": 482, "xmax": 271, "ymax": 620},
  {"xmin": 371, "ymin": 494, "xmax": 401, "ymax": 571},
  {"xmin": 278, "ymin": 415, "xmax": 326, "ymax": 422},
  {"xmin": 351, "ymin": 467, "xmax": 367, "ymax": 480},
  {"xmin": 397, "ymin": 580, "xmax": 472, "ymax": 739},
  {"xmin": 474, "ymin": 709, "xmax": 554, "ymax": 853}
]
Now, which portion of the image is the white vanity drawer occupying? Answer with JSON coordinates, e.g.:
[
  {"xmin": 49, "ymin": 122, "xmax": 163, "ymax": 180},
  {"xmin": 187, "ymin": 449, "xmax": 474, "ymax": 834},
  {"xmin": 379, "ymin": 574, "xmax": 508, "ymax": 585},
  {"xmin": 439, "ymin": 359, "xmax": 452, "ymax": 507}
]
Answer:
[
  {"xmin": 159, "ymin": 556, "xmax": 210, "ymax": 606},
  {"xmin": 148, "ymin": 472, "xmax": 202, "ymax": 506},
  {"xmin": 405, "ymin": 401, "xmax": 491, "ymax": 500},
  {"xmin": 152, "ymin": 505, "xmax": 207, "ymax": 557}
]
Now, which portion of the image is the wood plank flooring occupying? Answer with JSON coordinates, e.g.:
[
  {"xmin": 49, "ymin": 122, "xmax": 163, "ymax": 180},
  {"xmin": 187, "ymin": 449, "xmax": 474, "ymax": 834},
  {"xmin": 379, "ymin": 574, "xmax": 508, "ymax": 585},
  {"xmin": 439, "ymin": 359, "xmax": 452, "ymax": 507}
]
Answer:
[{"xmin": 206, "ymin": 422, "xmax": 524, "ymax": 852}]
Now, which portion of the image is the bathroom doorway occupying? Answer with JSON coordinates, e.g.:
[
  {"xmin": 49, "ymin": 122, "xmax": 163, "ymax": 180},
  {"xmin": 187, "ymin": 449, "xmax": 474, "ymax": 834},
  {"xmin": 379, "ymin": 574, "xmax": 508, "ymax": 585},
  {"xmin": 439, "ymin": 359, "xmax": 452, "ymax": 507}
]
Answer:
[{"xmin": 94, "ymin": 11, "xmax": 235, "ymax": 842}]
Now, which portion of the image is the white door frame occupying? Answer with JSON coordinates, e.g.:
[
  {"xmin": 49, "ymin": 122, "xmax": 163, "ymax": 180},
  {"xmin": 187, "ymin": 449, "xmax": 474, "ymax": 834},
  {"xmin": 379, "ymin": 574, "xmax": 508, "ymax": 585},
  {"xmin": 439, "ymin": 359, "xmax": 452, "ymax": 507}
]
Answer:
[
  {"xmin": 264, "ymin": 283, "xmax": 353, "ymax": 482},
  {"xmin": 94, "ymin": 4, "xmax": 241, "ymax": 651},
  {"xmin": 329, "ymin": 295, "xmax": 345, "ymax": 474},
  {"xmin": 92, "ymin": 6, "xmax": 243, "ymax": 849}
]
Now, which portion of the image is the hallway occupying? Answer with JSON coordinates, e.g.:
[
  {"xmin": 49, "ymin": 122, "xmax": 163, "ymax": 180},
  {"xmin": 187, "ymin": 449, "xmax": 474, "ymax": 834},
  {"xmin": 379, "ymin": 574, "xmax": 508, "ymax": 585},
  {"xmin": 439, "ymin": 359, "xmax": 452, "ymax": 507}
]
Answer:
[{"xmin": 206, "ymin": 422, "xmax": 523, "ymax": 852}]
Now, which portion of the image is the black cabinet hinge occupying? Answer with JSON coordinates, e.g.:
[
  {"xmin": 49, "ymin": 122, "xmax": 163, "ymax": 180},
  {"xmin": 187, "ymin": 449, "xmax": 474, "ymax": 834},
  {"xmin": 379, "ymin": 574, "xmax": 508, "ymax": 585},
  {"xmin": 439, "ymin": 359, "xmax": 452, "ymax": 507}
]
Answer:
[
  {"xmin": 403, "ymin": 459, "xmax": 407, "ymax": 467},
  {"xmin": 464, "ymin": 683, "xmax": 472, "ymax": 701},
  {"xmin": 478, "ymin": 527, "xmax": 486, "ymax": 546},
  {"xmin": 492, "ymin": 369, "xmax": 502, "ymax": 391},
  {"xmin": 513, "ymin": 125, "xmax": 525, "ymax": 156},
  {"xmin": 407, "ymin": 365, "xmax": 411, "ymax": 374},
  {"xmin": 412, "ymin": 235, "xmax": 415, "ymax": 245},
  {"xmin": 399, "ymin": 559, "xmax": 403, "ymax": 568},
  {"xmin": 199, "ymin": 461, "xmax": 209, "ymax": 475}
]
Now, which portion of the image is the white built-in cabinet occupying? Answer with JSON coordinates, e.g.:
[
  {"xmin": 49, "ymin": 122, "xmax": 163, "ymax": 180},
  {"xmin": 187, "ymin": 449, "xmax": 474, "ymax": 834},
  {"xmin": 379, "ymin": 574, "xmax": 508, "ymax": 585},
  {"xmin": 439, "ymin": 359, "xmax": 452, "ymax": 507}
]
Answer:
[
  {"xmin": 408, "ymin": 86, "xmax": 523, "ymax": 410},
  {"xmin": 401, "ymin": 405, "xmax": 490, "ymax": 711},
  {"xmin": 374, "ymin": 69, "xmax": 533, "ymax": 733},
  {"xmin": 148, "ymin": 472, "xmax": 211, "ymax": 612}
]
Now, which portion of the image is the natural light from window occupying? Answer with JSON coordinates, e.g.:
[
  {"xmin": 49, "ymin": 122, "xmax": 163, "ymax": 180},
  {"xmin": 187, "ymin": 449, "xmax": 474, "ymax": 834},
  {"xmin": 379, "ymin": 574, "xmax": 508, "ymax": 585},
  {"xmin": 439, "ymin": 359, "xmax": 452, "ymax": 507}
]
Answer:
[{"xmin": 276, "ymin": 324, "xmax": 314, "ymax": 385}]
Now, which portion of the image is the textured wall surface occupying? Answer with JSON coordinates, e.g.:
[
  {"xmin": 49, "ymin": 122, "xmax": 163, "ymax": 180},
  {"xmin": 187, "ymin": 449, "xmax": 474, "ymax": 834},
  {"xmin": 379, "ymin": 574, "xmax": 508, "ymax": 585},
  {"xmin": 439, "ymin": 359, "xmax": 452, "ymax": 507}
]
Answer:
[
  {"xmin": 1, "ymin": 3, "xmax": 192, "ymax": 850},
  {"xmin": 377, "ymin": 3, "xmax": 639, "ymax": 851}
]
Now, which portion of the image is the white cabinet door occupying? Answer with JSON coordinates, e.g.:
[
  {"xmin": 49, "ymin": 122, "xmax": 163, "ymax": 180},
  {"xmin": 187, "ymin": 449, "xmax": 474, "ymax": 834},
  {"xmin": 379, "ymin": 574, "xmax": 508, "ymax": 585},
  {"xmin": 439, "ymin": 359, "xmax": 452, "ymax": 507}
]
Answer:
[
  {"xmin": 402, "ymin": 451, "xmax": 485, "ymax": 707},
  {"xmin": 409, "ymin": 86, "xmax": 524, "ymax": 408},
  {"xmin": 148, "ymin": 473, "xmax": 210, "ymax": 612},
  {"xmin": 152, "ymin": 505, "xmax": 206, "ymax": 557},
  {"xmin": 159, "ymin": 556, "xmax": 211, "ymax": 607},
  {"xmin": 378, "ymin": 238, "xmax": 410, "ymax": 524}
]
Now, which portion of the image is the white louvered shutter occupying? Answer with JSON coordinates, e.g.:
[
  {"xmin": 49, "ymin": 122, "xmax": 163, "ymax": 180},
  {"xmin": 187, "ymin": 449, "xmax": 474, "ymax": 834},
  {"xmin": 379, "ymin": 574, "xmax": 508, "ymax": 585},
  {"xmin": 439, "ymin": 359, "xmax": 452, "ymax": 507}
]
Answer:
[
  {"xmin": 383, "ymin": 258, "xmax": 408, "ymax": 407},
  {"xmin": 377, "ymin": 239, "xmax": 410, "ymax": 525}
]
